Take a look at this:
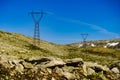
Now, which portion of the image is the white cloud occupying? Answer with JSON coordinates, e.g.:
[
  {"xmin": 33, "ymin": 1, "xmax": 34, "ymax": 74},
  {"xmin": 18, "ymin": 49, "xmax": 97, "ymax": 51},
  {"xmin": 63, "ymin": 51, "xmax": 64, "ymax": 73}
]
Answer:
[
  {"xmin": 80, "ymin": 22, "xmax": 119, "ymax": 38},
  {"xmin": 54, "ymin": 15, "xmax": 119, "ymax": 38}
]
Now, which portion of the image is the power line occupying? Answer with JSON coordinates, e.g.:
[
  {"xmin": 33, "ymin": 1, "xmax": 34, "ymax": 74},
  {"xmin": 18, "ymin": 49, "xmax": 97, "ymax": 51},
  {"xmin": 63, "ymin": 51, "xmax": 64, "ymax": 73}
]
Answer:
[
  {"xmin": 30, "ymin": 11, "xmax": 46, "ymax": 46},
  {"xmin": 81, "ymin": 34, "xmax": 88, "ymax": 48}
]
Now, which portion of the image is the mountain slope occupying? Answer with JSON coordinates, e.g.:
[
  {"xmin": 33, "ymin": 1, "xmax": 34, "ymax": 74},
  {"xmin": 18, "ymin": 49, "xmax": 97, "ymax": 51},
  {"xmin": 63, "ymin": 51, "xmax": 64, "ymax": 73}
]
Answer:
[
  {"xmin": 0, "ymin": 30, "xmax": 68, "ymax": 59},
  {"xmin": 0, "ymin": 30, "xmax": 119, "ymax": 65},
  {"xmin": 0, "ymin": 30, "xmax": 120, "ymax": 80}
]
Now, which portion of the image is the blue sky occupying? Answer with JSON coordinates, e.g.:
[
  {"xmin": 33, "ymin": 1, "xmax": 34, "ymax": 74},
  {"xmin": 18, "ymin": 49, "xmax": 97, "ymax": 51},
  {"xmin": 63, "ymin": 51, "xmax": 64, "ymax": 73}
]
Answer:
[{"xmin": 0, "ymin": 0, "xmax": 120, "ymax": 44}]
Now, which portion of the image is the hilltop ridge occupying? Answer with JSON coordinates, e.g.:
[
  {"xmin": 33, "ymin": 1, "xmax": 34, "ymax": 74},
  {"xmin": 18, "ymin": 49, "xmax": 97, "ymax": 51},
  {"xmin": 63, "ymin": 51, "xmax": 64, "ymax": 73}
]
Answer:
[{"xmin": 0, "ymin": 30, "xmax": 119, "ymax": 63}]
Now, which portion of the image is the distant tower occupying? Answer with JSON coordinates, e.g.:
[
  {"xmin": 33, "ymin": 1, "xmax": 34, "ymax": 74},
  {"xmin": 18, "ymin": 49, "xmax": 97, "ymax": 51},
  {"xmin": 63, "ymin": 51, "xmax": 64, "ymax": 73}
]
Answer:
[
  {"xmin": 30, "ymin": 11, "xmax": 45, "ymax": 46},
  {"xmin": 81, "ymin": 34, "xmax": 88, "ymax": 48}
]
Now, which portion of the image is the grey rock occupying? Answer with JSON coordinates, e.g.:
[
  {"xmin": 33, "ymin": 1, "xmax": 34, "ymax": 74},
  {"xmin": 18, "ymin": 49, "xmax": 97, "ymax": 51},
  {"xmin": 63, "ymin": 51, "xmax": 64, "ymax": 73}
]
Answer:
[
  {"xmin": 20, "ymin": 61, "xmax": 34, "ymax": 69},
  {"xmin": 87, "ymin": 68, "xmax": 95, "ymax": 75},
  {"xmin": 46, "ymin": 68, "xmax": 52, "ymax": 74},
  {"xmin": 54, "ymin": 66, "xmax": 76, "ymax": 79},
  {"xmin": 62, "ymin": 66, "xmax": 74, "ymax": 73},
  {"xmin": 65, "ymin": 58, "xmax": 83, "ymax": 67},
  {"xmin": 12, "ymin": 60, "xmax": 20, "ymax": 65},
  {"xmin": 54, "ymin": 67, "xmax": 64, "ymax": 75},
  {"xmin": 84, "ymin": 62, "xmax": 109, "ymax": 72},
  {"xmin": 110, "ymin": 61, "xmax": 120, "ymax": 70},
  {"xmin": 24, "ymin": 57, "xmax": 65, "ymax": 69},
  {"xmin": 111, "ymin": 67, "xmax": 119, "ymax": 74},
  {"xmin": 82, "ymin": 64, "xmax": 87, "ymax": 76},
  {"xmin": 51, "ymin": 77, "xmax": 56, "ymax": 80},
  {"xmin": 15, "ymin": 63, "xmax": 24, "ymax": 72},
  {"xmin": 41, "ymin": 57, "xmax": 66, "ymax": 68},
  {"xmin": 42, "ymin": 78, "xmax": 47, "ymax": 80},
  {"xmin": 24, "ymin": 57, "xmax": 51, "ymax": 65},
  {"xmin": 62, "ymin": 72, "xmax": 76, "ymax": 80}
]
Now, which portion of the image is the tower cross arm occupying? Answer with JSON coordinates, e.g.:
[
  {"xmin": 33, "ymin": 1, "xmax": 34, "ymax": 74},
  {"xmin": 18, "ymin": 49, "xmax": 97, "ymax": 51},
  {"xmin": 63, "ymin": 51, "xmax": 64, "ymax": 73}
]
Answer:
[
  {"xmin": 30, "ymin": 11, "xmax": 47, "ymax": 23},
  {"xmin": 31, "ymin": 11, "xmax": 47, "ymax": 14}
]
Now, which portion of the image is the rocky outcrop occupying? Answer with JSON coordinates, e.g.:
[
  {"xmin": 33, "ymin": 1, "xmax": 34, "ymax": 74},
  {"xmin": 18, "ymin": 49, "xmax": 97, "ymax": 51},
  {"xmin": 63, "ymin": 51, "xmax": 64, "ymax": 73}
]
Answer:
[
  {"xmin": 84, "ymin": 62, "xmax": 110, "ymax": 72},
  {"xmin": 0, "ymin": 56, "xmax": 119, "ymax": 80},
  {"xmin": 109, "ymin": 61, "xmax": 120, "ymax": 79},
  {"xmin": 65, "ymin": 58, "xmax": 83, "ymax": 67}
]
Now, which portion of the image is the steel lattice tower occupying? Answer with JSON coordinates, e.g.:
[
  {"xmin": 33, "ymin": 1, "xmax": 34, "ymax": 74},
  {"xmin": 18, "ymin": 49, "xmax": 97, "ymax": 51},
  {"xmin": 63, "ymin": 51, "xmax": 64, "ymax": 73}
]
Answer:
[
  {"xmin": 81, "ymin": 34, "xmax": 88, "ymax": 48},
  {"xmin": 30, "ymin": 11, "xmax": 45, "ymax": 46}
]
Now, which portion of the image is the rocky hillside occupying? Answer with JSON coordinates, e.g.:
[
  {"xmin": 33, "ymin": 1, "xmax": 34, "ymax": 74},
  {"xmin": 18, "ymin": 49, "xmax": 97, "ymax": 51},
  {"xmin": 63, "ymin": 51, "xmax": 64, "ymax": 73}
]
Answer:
[
  {"xmin": 71, "ymin": 39, "xmax": 120, "ymax": 49},
  {"xmin": 0, "ymin": 30, "xmax": 120, "ymax": 80},
  {"xmin": 0, "ymin": 56, "xmax": 120, "ymax": 80}
]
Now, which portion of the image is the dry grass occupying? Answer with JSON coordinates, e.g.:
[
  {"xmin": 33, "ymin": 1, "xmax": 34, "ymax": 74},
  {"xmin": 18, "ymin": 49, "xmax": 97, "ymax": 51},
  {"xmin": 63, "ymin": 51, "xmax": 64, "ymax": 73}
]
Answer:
[{"xmin": 0, "ymin": 30, "xmax": 119, "ymax": 65}]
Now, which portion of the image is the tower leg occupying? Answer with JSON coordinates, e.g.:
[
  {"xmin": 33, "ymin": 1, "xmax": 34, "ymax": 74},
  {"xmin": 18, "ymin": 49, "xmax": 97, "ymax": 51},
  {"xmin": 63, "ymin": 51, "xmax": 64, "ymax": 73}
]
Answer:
[{"xmin": 34, "ymin": 23, "xmax": 40, "ymax": 46}]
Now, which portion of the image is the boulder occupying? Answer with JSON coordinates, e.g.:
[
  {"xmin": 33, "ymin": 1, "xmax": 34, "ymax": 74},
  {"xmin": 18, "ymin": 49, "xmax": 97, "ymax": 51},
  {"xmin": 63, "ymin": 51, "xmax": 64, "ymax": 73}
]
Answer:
[
  {"xmin": 84, "ymin": 62, "xmax": 109, "ymax": 72},
  {"xmin": 46, "ymin": 68, "xmax": 52, "ymax": 74},
  {"xmin": 109, "ymin": 61, "xmax": 120, "ymax": 70},
  {"xmin": 15, "ymin": 63, "xmax": 24, "ymax": 73},
  {"xmin": 42, "ymin": 78, "xmax": 47, "ymax": 80},
  {"xmin": 54, "ymin": 67, "xmax": 64, "ymax": 75},
  {"xmin": 62, "ymin": 66, "xmax": 74, "ymax": 73},
  {"xmin": 62, "ymin": 72, "xmax": 76, "ymax": 80},
  {"xmin": 20, "ymin": 61, "xmax": 34, "ymax": 69},
  {"xmin": 42, "ymin": 58, "xmax": 65, "ymax": 68},
  {"xmin": 82, "ymin": 64, "xmax": 87, "ymax": 76},
  {"xmin": 24, "ymin": 57, "xmax": 51, "ymax": 65},
  {"xmin": 28, "ymin": 57, "xmax": 66, "ymax": 69},
  {"xmin": 65, "ymin": 58, "xmax": 83, "ymax": 67},
  {"xmin": 11, "ymin": 60, "xmax": 24, "ymax": 72},
  {"xmin": 111, "ymin": 67, "xmax": 119, "ymax": 74},
  {"xmin": 51, "ymin": 77, "xmax": 56, "ymax": 80},
  {"xmin": 12, "ymin": 60, "xmax": 20, "ymax": 65},
  {"xmin": 87, "ymin": 68, "xmax": 95, "ymax": 75}
]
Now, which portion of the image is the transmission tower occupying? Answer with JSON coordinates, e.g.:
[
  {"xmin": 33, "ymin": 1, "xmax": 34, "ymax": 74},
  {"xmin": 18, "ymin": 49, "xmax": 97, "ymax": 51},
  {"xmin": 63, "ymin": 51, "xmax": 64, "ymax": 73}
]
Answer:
[
  {"xmin": 30, "ymin": 11, "xmax": 46, "ymax": 46},
  {"xmin": 81, "ymin": 34, "xmax": 88, "ymax": 48}
]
